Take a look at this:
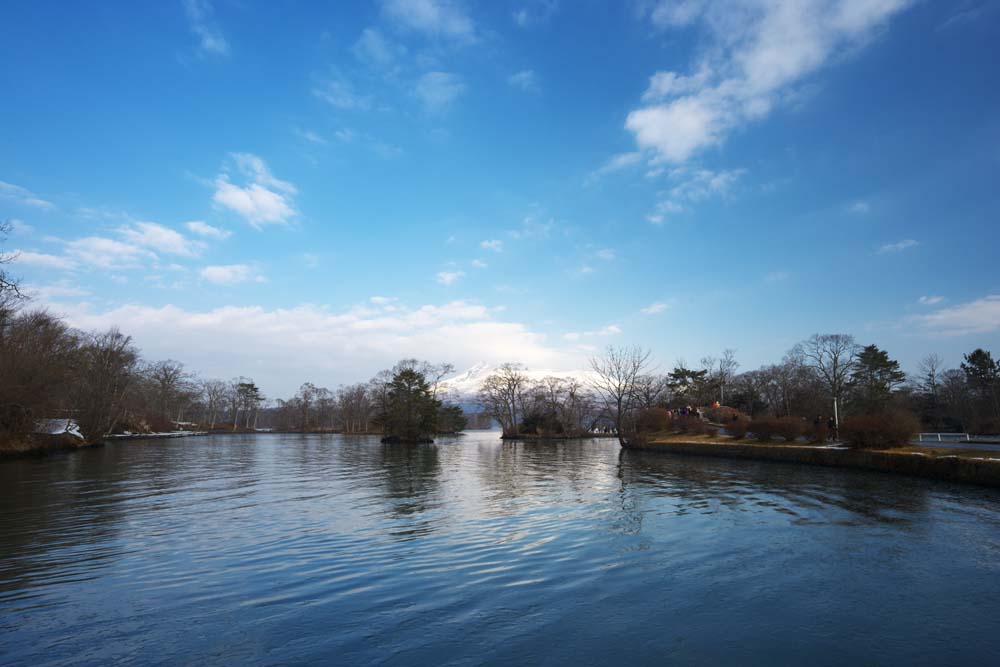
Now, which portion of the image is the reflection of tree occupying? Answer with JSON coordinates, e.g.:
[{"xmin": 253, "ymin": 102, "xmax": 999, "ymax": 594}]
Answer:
[
  {"xmin": 616, "ymin": 449, "xmax": 934, "ymax": 528},
  {"xmin": 474, "ymin": 439, "xmax": 617, "ymax": 509},
  {"xmin": 376, "ymin": 442, "xmax": 441, "ymax": 517}
]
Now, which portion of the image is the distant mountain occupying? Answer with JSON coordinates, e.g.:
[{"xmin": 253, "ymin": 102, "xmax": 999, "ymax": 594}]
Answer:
[{"xmin": 438, "ymin": 362, "xmax": 595, "ymax": 401}]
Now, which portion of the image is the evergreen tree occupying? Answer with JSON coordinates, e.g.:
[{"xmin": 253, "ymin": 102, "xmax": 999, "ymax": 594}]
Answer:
[
  {"xmin": 849, "ymin": 344, "xmax": 906, "ymax": 413},
  {"xmin": 436, "ymin": 404, "xmax": 468, "ymax": 434},
  {"xmin": 961, "ymin": 349, "xmax": 1000, "ymax": 422},
  {"xmin": 381, "ymin": 368, "xmax": 440, "ymax": 443}
]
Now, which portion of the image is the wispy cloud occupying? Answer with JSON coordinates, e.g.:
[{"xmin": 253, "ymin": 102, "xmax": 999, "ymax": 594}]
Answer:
[
  {"xmin": 66, "ymin": 236, "xmax": 156, "ymax": 270},
  {"xmin": 185, "ymin": 220, "xmax": 231, "ymax": 240},
  {"xmin": 10, "ymin": 250, "xmax": 77, "ymax": 271},
  {"xmin": 313, "ymin": 74, "xmax": 374, "ymax": 111},
  {"xmin": 640, "ymin": 302, "xmax": 669, "ymax": 315},
  {"xmin": 352, "ymin": 28, "xmax": 407, "ymax": 69},
  {"xmin": 200, "ymin": 264, "xmax": 263, "ymax": 285},
  {"xmin": 918, "ymin": 295, "xmax": 944, "ymax": 305},
  {"xmin": 480, "ymin": 239, "xmax": 504, "ymax": 252},
  {"xmin": 627, "ymin": 1, "xmax": 912, "ymax": 163},
  {"xmin": 512, "ymin": 1, "xmax": 558, "ymax": 28},
  {"xmin": 849, "ymin": 200, "xmax": 870, "ymax": 214},
  {"xmin": 564, "ymin": 324, "xmax": 621, "ymax": 341},
  {"xmin": 586, "ymin": 152, "xmax": 643, "ymax": 183},
  {"xmin": 119, "ymin": 221, "xmax": 205, "ymax": 257},
  {"xmin": 415, "ymin": 71, "xmax": 466, "ymax": 111},
  {"xmin": 878, "ymin": 239, "xmax": 919, "ymax": 254},
  {"xmin": 213, "ymin": 153, "xmax": 297, "ymax": 227},
  {"xmin": 508, "ymin": 69, "xmax": 539, "ymax": 92},
  {"xmin": 912, "ymin": 294, "xmax": 1000, "ymax": 335},
  {"xmin": 436, "ymin": 270, "xmax": 466, "ymax": 285},
  {"xmin": 294, "ymin": 129, "xmax": 328, "ymax": 146},
  {"xmin": 183, "ymin": 0, "xmax": 229, "ymax": 57},
  {"xmin": 380, "ymin": 0, "xmax": 476, "ymax": 42},
  {"xmin": 0, "ymin": 180, "xmax": 55, "ymax": 210}
]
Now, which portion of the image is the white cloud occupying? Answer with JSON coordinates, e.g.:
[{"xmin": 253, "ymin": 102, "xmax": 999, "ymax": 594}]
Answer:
[
  {"xmin": 10, "ymin": 250, "xmax": 77, "ymax": 271},
  {"xmin": 912, "ymin": 295, "xmax": 1000, "ymax": 336},
  {"xmin": 8, "ymin": 218, "xmax": 34, "ymax": 234},
  {"xmin": 183, "ymin": 0, "xmax": 229, "ymax": 57},
  {"xmin": 312, "ymin": 75, "xmax": 374, "ymax": 111},
  {"xmin": 849, "ymin": 200, "xmax": 870, "ymax": 214},
  {"xmin": 415, "ymin": 71, "xmax": 466, "ymax": 111},
  {"xmin": 627, "ymin": 0, "xmax": 912, "ymax": 163},
  {"xmin": 213, "ymin": 153, "xmax": 297, "ymax": 227},
  {"xmin": 480, "ymin": 239, "xmax": 504, "ymax": 252},
  {"xmin": 918, "ymin": 295, "xmax": 944, "ymax": 305},
  {"xmin": 648, "ymin": 167, "xmax": 745, "ymax": 219},
  {"xmin": 470, "ymin": 259, "xmax": 488, "ymax": 268},
  {"xmin": 512, "ymin": 1, "xmax": 557, "ymax": 28},
  {"xmin": 65, "ymin": 236, "xmax": 156, "ymax": 270},
  {"xmin": 436, "ymin": 270, "xmax": 465, "ymax": 285},
  {"xmin": 595, "ymin": 248, "xmax": 616, "ymax": 261},
  {"xmin": 352, "ymin": 28, "xmax": 407, "ymax": 68},
  {"xmin": 380, "ymin": 0, "xmax": 476, "ymax": 42},
  {"xmin": 46, "ymin": 299, "xmax": 569, "ymax": 396},
  {"xmin": 22, "ymin": 280, "xmax": 88, "ymax": 301},
  {"xmin": 508, "ymin": 69, "xmax": 539, "ymax": 92},
  {"xmin": 640, "ymin": 302, "xmax": 669, "ymax": 315},
  {"xmin": 0, "ymin": 180, "xmax": 55, "ymax": 210},
  {"xmin": 586, "ymin": 152, "xmax": 643, "ymax": 183},
  {"xmin": 303, "ymin": 253, "xmax": 320, "ymax": 268},
  {"xmin": 295, "ymin": 129, "xmax": 327, "ymax": 145},
  {"xmin": 119, "ymin": 221, "xmax": 205, "ymax": 257},
  {"xmin": 185, "ymin": 220, "xmax": 231, "ymax": 240},
  {"xmin": 563, "ymin": 324, "xmax": 622, "ymax": 341},
  {"xmin": 878, "ymin": 239, "xmax": 918, "ymax": 254},
  {"xmin": 199, "ymin": 264, "xmax": 262, "ymax": 285}
]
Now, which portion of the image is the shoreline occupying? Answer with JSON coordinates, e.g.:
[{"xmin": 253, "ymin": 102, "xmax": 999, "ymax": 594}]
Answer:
[{"xmin": 623, "ymin": 439, "xmax": 1000, "ymax": 489}]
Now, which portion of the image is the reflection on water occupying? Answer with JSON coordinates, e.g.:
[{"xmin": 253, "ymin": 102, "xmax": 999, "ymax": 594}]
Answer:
[{"xmin": 1, "ymin": 432, "xmax": 999, "ymax": 665}]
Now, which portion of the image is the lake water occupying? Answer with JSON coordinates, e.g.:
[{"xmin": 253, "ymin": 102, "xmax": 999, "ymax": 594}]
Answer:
[{"xmin": 2, "ymin": 432, "xmax": 1000, "ymax": 665}]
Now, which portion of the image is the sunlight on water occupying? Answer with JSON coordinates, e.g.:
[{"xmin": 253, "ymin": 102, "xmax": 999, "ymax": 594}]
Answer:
[{"xmin": 2, "ymin": 432, "xmax": 1000, "ymax": 665}]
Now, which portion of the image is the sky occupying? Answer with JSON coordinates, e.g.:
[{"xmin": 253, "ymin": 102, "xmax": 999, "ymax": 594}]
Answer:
[{"xmin": 1, "ymin": 0, "xmax": 998, "ymax": 397}]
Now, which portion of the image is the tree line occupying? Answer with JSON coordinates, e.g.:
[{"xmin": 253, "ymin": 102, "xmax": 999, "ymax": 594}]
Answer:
[{"xmin": 477, "ymin": 337, "xmax": 1000, "ymax": 444}]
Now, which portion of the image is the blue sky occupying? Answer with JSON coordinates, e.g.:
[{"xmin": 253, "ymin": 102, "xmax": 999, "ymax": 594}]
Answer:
[{"xmin": 1, "ymin": 0, "xmax": 998, "ymax": 396}]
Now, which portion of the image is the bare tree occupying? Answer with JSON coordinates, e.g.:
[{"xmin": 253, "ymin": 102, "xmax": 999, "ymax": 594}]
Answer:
[
  {"xmin": 795, "ymin": 334, "xmax": 859, "ymax": 435},
  {"xmin": 478, "ymin": 363, "xmax": 529, "ymax": 436},
  {"xmin": 202, "ymin": 379, "xmax": 228, "ymax": 429},
  {"xmin": 0, "ymin": 220, "xmax": 23, "ymax": 299},
  {"xmin": 73, "ymin": 328, "xmax": 139, "ymax": 441},
  {"xmin": 589, "ymin": 345, "xmax": 652, "ymax": 446},
  {"xmin": 634, "ymin": 374, "xmax": 670, "ymax": 409}
]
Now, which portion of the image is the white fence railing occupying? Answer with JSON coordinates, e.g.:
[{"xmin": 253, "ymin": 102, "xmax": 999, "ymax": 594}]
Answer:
[{"xmin": 918, "ymin": 433, "xmax": 970, "ymax": 442}]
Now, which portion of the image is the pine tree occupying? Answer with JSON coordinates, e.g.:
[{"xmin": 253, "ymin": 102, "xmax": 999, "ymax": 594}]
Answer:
[
  {"xmin": 849, "ymin": 344, "xmax": 906, "ymax": 413},
  {"xmin": 381, "ymin": 368, "xmax": 440, "ymax": 443}
]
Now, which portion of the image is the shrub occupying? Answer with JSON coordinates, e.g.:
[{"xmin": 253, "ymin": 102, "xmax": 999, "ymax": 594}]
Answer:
[
  {"xmin": 840, "ymin": 411, "xmax": 920, "ymax": 449},
  {"xmin": 636, "ymin": 408, "xmax": 671, "ymax": 433},
  {"xmin": 726, "ymin": 418, "xmax": 749, "ymax": 439},
  {"xmin": 774, "ymin": 417, "xmax": 805, "ymax": 442},
  {"xmin": 748, "ymin": 417, "xmax": 780, "ymax": 442},
  {"xmin": 704, "ymin": 406, "xmax": 748, "ymax": 424}
]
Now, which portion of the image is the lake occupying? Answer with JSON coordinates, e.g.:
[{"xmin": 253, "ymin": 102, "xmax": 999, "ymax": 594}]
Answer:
[{"xmin": 2, "ymin": 432, "xmax": 1000, "ymax": 665}]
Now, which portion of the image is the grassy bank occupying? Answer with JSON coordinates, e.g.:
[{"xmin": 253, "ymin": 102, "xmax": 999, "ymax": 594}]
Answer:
[{"xmin": 625, "ymin": 437, "xmax": 1000, "ymax": 489}]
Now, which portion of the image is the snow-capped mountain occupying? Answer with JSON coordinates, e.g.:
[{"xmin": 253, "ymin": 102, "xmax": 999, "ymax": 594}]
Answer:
[{"xmin": 438, "ymin": 362, "xmax": 596, "ymax": 400}]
